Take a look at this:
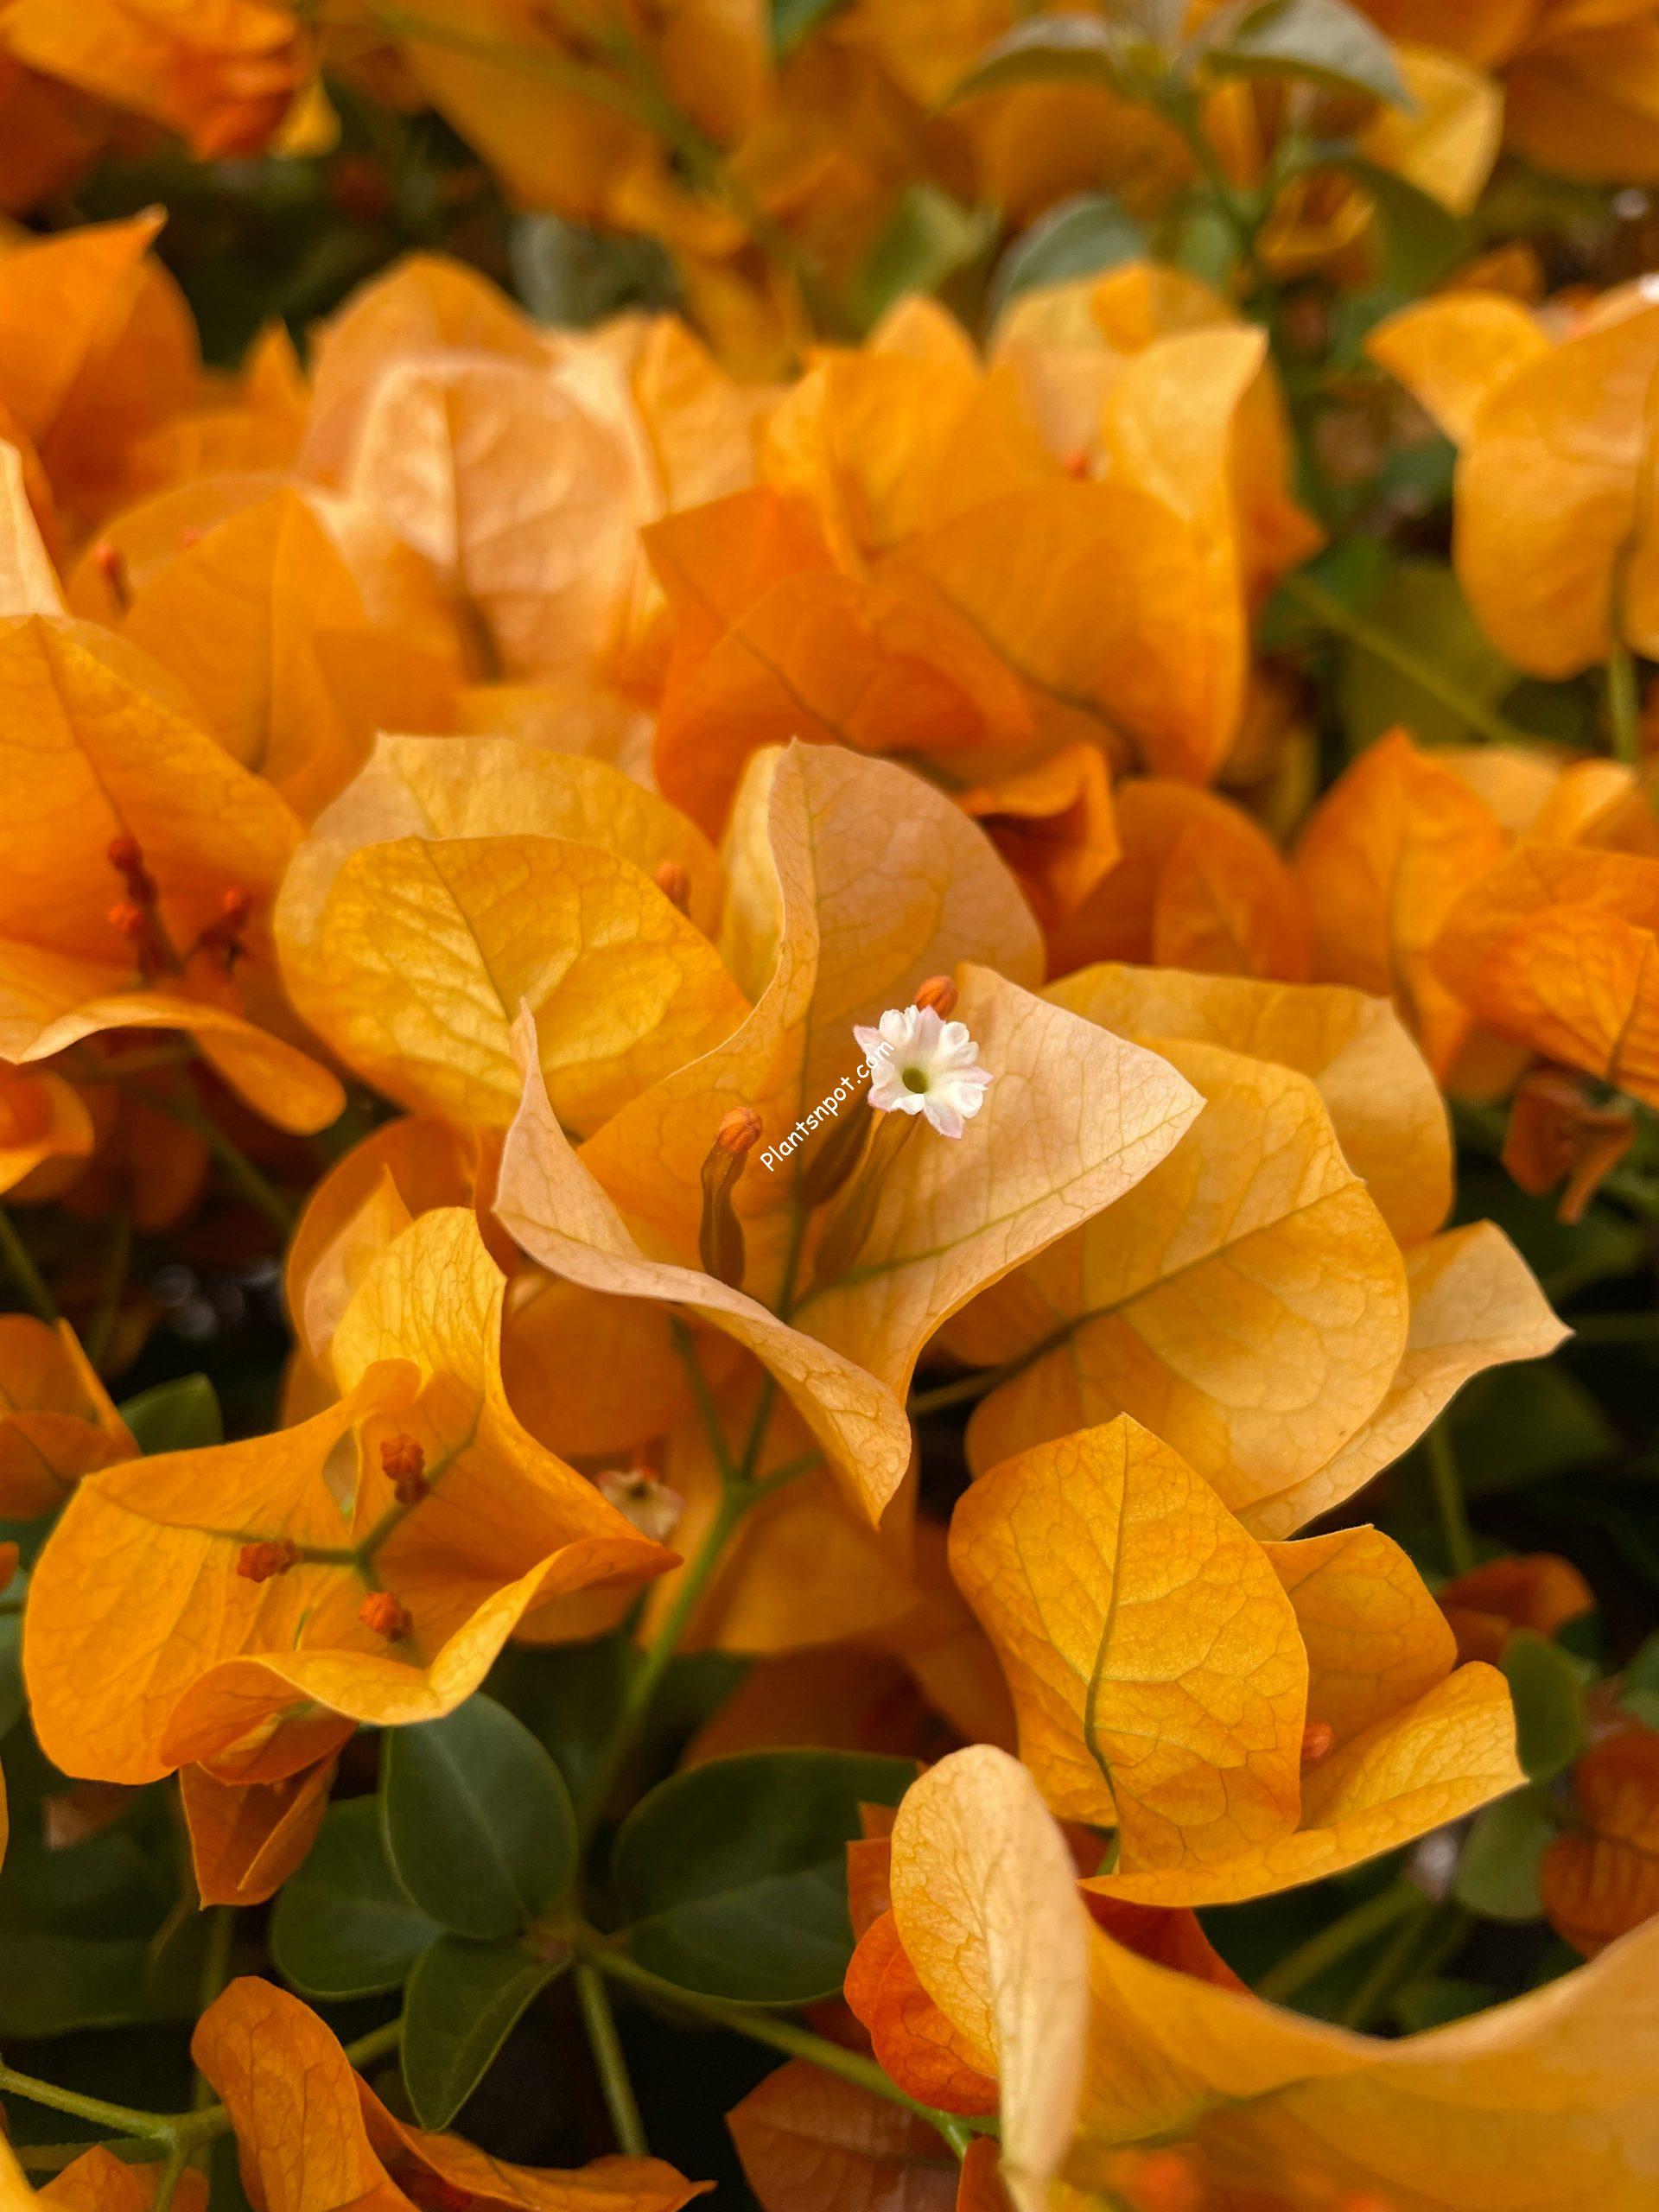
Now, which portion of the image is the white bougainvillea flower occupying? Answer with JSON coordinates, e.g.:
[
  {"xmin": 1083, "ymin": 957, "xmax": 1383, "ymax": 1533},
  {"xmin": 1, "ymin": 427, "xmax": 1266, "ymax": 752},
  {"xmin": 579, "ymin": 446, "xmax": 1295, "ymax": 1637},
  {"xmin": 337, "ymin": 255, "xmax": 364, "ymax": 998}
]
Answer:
[{"xmin": 855, "ymin": 1004, "xmax": 993, "ymax": 1138}]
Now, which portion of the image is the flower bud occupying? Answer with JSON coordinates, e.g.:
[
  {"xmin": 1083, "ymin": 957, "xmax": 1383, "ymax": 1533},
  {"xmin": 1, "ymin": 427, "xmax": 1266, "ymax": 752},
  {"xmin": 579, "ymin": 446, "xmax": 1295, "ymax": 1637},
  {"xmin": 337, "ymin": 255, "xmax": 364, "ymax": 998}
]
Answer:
[
  {"xmin": 359, "ymin": 1591, "xmax": 413, "ymax": 1642},
  {"xmin": 715, "ymin": 1105, "xmax": 762, "ymax": 1156},
  {"xmin": 810, "ymin": 1110, "xmax": 917, "ymax": 1288},
  {"xmin": 237, "ymin": 1539, "xmax": 301, "ymax": 1583},
  {"xmin": 698, "ymin": 1109, "xmax": 759, "ymax": 1287},
  {"xmin": 0, "ymin": 1541, "xmax": 16, "ymax": 1597},
  {"xmin": 912, "ymin": 975, "xmax": 957, "ymax": 1020},
  {"xmin": 798, "ymin": 1090, "xmax": 875, "ymax": 1209},
  {"xmin": 653, "ymin": 859, "xmax": 691, "ymax": 912}
]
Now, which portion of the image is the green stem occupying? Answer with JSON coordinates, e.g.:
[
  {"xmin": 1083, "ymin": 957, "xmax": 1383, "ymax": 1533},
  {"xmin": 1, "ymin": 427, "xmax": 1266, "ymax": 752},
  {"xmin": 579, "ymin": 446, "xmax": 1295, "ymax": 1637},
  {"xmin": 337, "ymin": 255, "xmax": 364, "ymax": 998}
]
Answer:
[
  {"xmin": 0, "ymin": 1204, "xmax": 59, "ymax": 1322},
  {"xmin": 1607, "ymin": 635, "xmax": 1643, "ymax": 766},
  {"xmin": 83, "ymin": 1208, "xmax": 131, "ymax": 1374},
  {"xmin": 16, "ymin": 2139, "xmax": 156, "ymax": 2174},
  {"xmin": 575, "ymin": 1479, "xmax": 751, "ymax": 1838},
  {"xmin": 142, "ymin": 1087, "xmax": 296, "ymax": 1236},
  {"xmin": 575, "ymin": 1961, "xmax": 649, "ymax": 2156},
  {"xmin": 1255, "ymin": 1878, "xmax": 1423, "ymax": 2006},
  {"xmin": 589, "ymin": 1945, "xmax": 976, "ymax": 2157},
  {"xmin": 1425, "ymin": 1422, "xmax": 1477, "ymax": 1578},
  {"xmin": 1282, "ymin": 571, "xmax": 1532, "ymax": 748},
  {"xmin": 0, "ymin": 2066, "xmax": 175, "ymax": 2143},
  {"xmin": 1336, "ymin": 1894, "xmax": 1434, "ymax": 2029},
  {"xmin": 908, "ymin": 1368, "xmax": 1002, "ymax": 1420},
  {"xmin": 191, "ymin": 1908, "xmax": 237, "ymax": 2112},
  {"xmin": 670, "ymin": 1318, "xmax": 740, "ymax": 1486},
  {"xmin": 151, "ymin": 2137, "xmax": 192, "ymax": 2212},
  {"xmin": 342, "ymin": 2018, "xmax": 404, "ymax": 2073}
]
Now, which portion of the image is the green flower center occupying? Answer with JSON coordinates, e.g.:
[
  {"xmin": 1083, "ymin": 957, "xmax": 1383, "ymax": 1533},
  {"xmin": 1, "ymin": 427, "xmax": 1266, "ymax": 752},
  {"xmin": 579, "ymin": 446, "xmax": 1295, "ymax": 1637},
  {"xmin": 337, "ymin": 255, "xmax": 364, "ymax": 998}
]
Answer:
[{"xmin": 901, "ymin": 1065, "xmax": 931, "ymax": 1094}]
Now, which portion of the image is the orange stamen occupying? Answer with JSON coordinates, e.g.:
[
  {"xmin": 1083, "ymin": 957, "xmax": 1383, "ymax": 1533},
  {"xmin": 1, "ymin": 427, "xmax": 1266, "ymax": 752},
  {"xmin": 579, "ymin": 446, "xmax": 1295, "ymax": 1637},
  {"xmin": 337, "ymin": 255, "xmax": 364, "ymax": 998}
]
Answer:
[
  {"xmin": 359, "ymin": 1591, "xmax": 413, "ymax": 1641},
  {"xmin": 237, "ymin": 1539, "xmax": 301, "ymax": 1583},
  {"xmin": 380, "ymin": 1433, "xmax": 429, "ymax": 1505}
]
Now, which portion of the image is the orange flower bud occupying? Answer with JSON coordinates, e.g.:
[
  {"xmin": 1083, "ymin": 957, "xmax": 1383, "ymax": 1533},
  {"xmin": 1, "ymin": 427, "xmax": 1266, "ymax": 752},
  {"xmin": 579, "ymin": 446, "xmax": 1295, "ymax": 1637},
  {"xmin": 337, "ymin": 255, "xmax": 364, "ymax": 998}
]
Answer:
[
  {"xmin": 194, "ymin": 885, "xmax": 252, "ymax": 969},
  {"xmin": 109, "ymin": 900, "xmax": 149, "ymax": 941},
  {"xmin": 359, "ymin": 1591, "xmax": 413, "ymax": 1641},
  {"xmin": 1300, "ymin": 1720, "xmax": 1335, "ymax": 1765},
  {"xmin": 380, "ymin": 1433, "xmax": 429, "ymax": 1504},
  {"xmin": 1503, "ymin": 1070, "xmax": 1635, "ymax": 1225},
  {"xmin": 653, "ymin": 858, "xmax": 691, "ymax": 912},
  {"xmin": 237, "ymin": 1539, "xmax": 301, "ymax": 1583},
  {"xmin": 912, "ymin": 975, "xmax": 958, "ymax": 1020},
  {"xmin": 715, "ymin": 1105, "xmax": 763, "ymax": 1156}
]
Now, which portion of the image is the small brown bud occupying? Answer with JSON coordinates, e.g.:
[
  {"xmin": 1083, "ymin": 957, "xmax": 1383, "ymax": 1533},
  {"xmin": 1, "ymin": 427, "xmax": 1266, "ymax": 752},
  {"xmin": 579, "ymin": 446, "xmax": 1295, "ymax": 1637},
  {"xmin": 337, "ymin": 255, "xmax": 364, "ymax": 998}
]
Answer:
[
  {"xmin": 912, "ymin": 975, "xmax": 957, "ymax": 1020},
  {"xmin": 715, "ymin": 1105, "xmax": 763, "ymax": 1156},
  {"xmin": 652, "ymin": 859, "xmax": 691, "ymax": 912},
  {"xmin": 110, "ymin": 899, "xmax": 149, "ymax": 941},
  {"xmin": 1300, "ymin": 1720, "xmax": 1335, "ymax": 1766},
  {"xmin": 359, "ymin": 1591, "xmax": 413, "ymax": 1642},
  {"xmin": 238, "ymin": 1539, "xmax": 301, "ymax": 1583}
]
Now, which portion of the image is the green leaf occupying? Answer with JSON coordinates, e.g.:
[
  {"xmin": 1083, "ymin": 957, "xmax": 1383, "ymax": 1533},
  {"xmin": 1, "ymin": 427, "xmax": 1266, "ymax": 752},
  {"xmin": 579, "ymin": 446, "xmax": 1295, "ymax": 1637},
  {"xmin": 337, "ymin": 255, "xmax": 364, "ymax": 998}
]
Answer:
[
  {"xmin": 507, "ymin": 215, "xmax": 677, "ymax": 328},
  {"xmin": 118, "ymin": 1374, "xmax": 222, "ymax": 1455},
  {"xmin": 1619, "ymin": 1630, "xmax": 1659, "ymax": 1729},
  {"xmin": 772, "ymin": 0, "xmax": 849, "ymax": 57},
  {"xmin": 987, "ymin": 192, "xmax": 1147, "ymax": 323},
  {"xmin": 1503, "ymin": 1631, "xmax": 1589, "ymax": 1783},
  {"xmin": 857, "ymin": 187, "xmax": 996, "ymax": 328},
  {"xmin": 1336, "ymin": 560, "xmax": 1517, "ymax": 751},
  {"xmin": 381, "ymin": 1695, "xmax": 579, "ymax": 1941},
  {"xmin": 1342, "ymin": 158, "xmax": 1470, "ymax": 296},
  {"xmin": 271, "ymin": 1800, "xmax": 441, "ymax": 2000},
  {"xmin": 1451, "ymin": 1364, "xmax": 1617, "ymax": 1497},
  {"xmin": 613, "ymin": 1751, "xmax": 915, "ymax": 2003},
  {"xmin": 401, "ymin": 1934, "xmax": 565, "ymax": 2130},
  {"xmin": 951, "ymin": 16, "xmax": 1134, "ymax": 102},
  {"xmin": 1206, "ymin": 0, "xmax": 1412, "ymax": 107},
  {"xmin": 1454, "ymin": 1790, "xmax": 1554, "ymax": 1921}
]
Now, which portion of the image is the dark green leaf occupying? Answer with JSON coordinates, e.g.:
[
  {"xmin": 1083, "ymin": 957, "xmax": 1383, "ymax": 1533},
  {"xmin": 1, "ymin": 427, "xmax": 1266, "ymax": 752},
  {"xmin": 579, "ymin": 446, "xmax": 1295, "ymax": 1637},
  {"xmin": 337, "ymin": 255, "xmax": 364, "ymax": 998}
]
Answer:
[
  {"xmin": 382, "ymin": 1695, "xmax": 579, "ymax": 1941},
  {"xmin": 1207, "ymin": 0, "xmax": 1411, "ymax": 107},
  {"xmin": 772, "ymin": 0, "xmax": 849, "ymax": 57},
  {"xmin": 1503, "ymin": 1631, "xmax": 1588, "ymax": 1783},
  {"xmin": 1454, "ymin": 1790, "xmax": 1554, "ymax": 1921},
  {"xmin": 987, "ymin": 193, "xmax": 1147, "ymax": 322},
  {"xmin": 1451, "ymin": 1365, "xmax": 1617, "ymax": 1497},
  {"xmin": 1619, "ymin": 1630, "xmax": 1659, "ymax": 1728},
  {"xmin": 118, "ymin": 1375, "xmax": 222, "ymax": 1455},
  {"xmin": 1343, "ymin": 157, "xmax": 1470, "ymax": 296},
  {"xmin": 401, "ymin": 1935, "xmax": 565, "ymax": 2130},
  {"xmin": 614, "ymin": 1751, "xmax": 914, "ymax": 2003},
  {"xmin": 951, "ymin": 16, "xmax": 1133, "ymax": 102},
  {"xmin": 271, "ymin": 1800, "xmax": 441, "ymax": 2000},
  {"xmin": 857, "ymin": 188, "xmax": 995, "ymax": 327}
]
